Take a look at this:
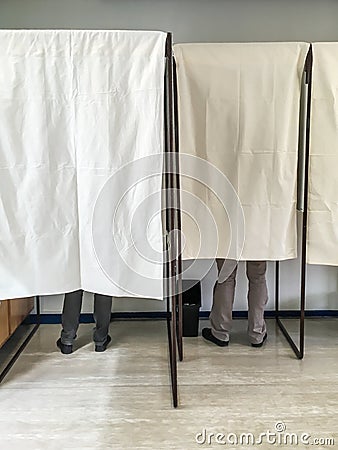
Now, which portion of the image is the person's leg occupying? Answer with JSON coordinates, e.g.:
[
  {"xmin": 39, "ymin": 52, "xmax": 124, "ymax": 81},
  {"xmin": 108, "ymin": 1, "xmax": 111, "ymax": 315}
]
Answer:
[
  {"xmin": 93, "ymin": 294, "xmax": 112, "ymax": 348},
  {"xmin": 60, "ymin": 290, "xmax": 83, "ymax": 345},
  {"xmin": 207, "ymin": 259, "xmax": 238, "ymax": 343},
  {"xmin": 246, "ymin": 261, "xmax": 268, "ymax": 346}
]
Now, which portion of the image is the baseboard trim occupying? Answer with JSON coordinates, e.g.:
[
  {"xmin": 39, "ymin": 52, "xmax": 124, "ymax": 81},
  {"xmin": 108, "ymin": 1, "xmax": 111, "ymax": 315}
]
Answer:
[
  {"xmin": 200, "ymin": 310, "xmax": 338, "ymax": 319},
  {"xmin": 26, "ymin": 310, "xmax": 338, "ymax": 324}
]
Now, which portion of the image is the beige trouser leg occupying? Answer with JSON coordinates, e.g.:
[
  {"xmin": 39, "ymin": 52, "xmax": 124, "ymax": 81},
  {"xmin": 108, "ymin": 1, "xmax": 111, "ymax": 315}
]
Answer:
[
  {"xmin": 246, "ymin": 261, "xmax": 268, "ymax": 345},
  {"xmin": 209, "ymin": 259, "xmax": 237, "ymax": 342},
  {"xmin": 209, "ymin": 259, "xmax": 268, "ymax": 344}
]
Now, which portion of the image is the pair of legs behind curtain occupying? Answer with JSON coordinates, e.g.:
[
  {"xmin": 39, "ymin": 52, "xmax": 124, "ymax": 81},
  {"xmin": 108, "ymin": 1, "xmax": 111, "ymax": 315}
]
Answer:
[
  {"xmin": 207, "ymin": 259, "xmax": 268, "ymax": 346},
  {"xmin": 59, "ymin": 290, "xmax": 112, "ymax": 351}
]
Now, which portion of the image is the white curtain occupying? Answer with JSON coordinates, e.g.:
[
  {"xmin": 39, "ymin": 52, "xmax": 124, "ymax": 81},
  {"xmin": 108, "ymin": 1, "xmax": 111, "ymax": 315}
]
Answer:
[
  {"xmin": 307, "ymin": 43, "xmax": 338, "ymax": 265},
  {"xmin": 0, "ymin": 30, "xmax": 166, "ymax": 299},
  {"xmin": 174, "ymin": 42, "xmax": 309, "ymax": 261}
]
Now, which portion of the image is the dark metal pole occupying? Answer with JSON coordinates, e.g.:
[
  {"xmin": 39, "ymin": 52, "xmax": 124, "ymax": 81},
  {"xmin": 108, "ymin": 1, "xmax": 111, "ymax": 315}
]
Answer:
[
  {"xmin": 164, "ymin": 32, "xmax": 178, "ymax": 408},
  {"xmin": 275, "ymin": 46, "xmax": 313, "ymax": 360},
  {"xmin": 299, "ymin": 45, "xmax": 313, "ymax": 358},
  {"xmin": 275, "ymin": 261, "xmax": 280, "ymax": 317}
]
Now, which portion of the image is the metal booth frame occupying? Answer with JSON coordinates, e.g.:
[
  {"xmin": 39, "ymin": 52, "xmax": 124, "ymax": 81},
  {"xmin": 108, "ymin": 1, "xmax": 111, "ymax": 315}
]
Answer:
[
  {"xmin": 275, "ymin": 45, "xmax": 313, "ymax": 360},
  {"xmin": 164, "ymin": 32, "xmax": 183, "ymax": 408},
  {"xmin": 1, "ymin": 32, "xmax": 184, "ymax": 410}
]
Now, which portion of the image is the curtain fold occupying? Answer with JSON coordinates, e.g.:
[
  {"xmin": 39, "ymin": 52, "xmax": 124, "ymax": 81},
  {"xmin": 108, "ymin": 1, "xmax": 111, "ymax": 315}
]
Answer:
[
  {"xmin": 0, "ymin": 30, "xmax": 166, "ymax": 299},
  {"xmin": 307, "ymin": 43, "xmax": 338, "ymax": 266},
  {"xmin": 174, "ymin": 42, "xmax": 309, "ymax": 261}
]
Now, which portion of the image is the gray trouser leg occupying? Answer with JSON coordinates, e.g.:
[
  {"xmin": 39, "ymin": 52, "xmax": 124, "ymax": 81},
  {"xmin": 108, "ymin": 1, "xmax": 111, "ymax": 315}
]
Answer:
[
  {"xmin": 61, "ymin": 290, "xmax": 83, "ymax": 345},
  {"xmin": 246, "ymin": 261, "xmax": 268, "ymax": 345},
  {"xmin": 93, "ymin": 294, "xmax": 112, "ymax": 344},
  {"xmin": 209, "ymin": 259, "xmax": 238, "ymax": 342}
]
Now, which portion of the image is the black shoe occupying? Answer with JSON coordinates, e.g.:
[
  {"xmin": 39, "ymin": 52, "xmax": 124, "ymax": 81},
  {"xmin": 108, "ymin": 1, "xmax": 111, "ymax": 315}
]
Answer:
[
  {"xmin": 202, "ymin": 328, "xmax": 229, "ymax": 347},
  {"xmin": 251, "ymin": 332, "xmax": 267, "ymax": 348},
  {"xmin": 56, "ymin": 338, "xmax": 73, "ymax": 355},
  {"xmin": 95, "ymin": 335, "xmax": 111, "ymax": 352}
]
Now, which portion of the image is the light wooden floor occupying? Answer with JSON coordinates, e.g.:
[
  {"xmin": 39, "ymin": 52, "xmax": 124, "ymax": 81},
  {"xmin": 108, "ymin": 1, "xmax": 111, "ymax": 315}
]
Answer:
[{"xmin": 0, "ymin": 318, "xmax": 337, "ymax": 450}]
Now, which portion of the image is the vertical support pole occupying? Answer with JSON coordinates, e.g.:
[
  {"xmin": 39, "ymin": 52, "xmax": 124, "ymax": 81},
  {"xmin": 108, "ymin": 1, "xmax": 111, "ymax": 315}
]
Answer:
[
  {"xmin": 275, "ymin": 261, "xmax": 280, "ymax": 317},
  {"xmin": 275, "ymin": 46, "xmax": 313, "ymax": 360},
  {"xmin": 299, "ymin": 45, "xmax": 313, "ymax": 358},
  {"xmin": 36, "ymin": 295, "xmax": 41, "ymax": 325},
  {"xmin": 164, "ymin": 32, "xmax": 178, "ymax": 407}
]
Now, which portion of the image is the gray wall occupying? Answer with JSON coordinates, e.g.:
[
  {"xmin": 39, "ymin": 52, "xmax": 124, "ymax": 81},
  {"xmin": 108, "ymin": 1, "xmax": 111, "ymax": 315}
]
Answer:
[
  {"xmin": 1, "ymin": 0, "xmax": 338, "ymax": 43},
  {"xmin": 1, "ymin": 0, "xmax": 338, "ymax": 314}
]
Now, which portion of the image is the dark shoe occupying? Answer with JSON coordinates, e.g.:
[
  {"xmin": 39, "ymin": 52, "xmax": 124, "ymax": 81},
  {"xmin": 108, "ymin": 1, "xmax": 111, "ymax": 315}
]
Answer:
[
  {"xmin": 251, "ymin": 332, "xmax": 267, "ymax": 348},
  {"xmin": 202, "ymin": 328, "xmax": 229, "ymax": 347},
  {"xmin": 56, "ymin": 338, "xmax": 73, "ymax": 355},
  {"xmin": 95, "ymin": 335, "xmax": 111, "ymax": 352}
]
